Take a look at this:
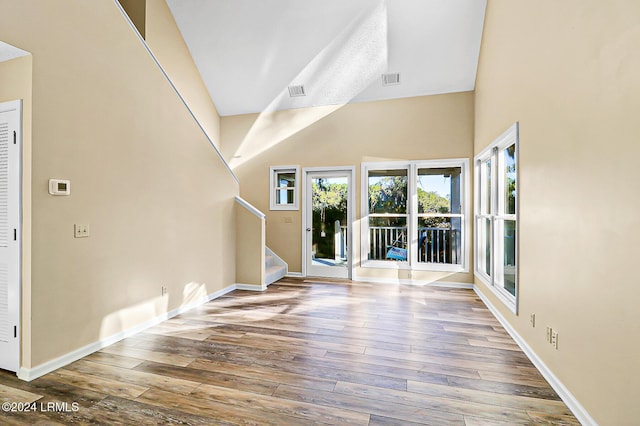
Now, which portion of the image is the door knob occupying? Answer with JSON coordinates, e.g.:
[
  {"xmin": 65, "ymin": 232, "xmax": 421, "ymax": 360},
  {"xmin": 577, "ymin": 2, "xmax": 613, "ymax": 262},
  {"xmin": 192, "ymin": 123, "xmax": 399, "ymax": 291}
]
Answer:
[{"xmin": 306, "ymin": 228, "xmax": 311, "ymax": 232}]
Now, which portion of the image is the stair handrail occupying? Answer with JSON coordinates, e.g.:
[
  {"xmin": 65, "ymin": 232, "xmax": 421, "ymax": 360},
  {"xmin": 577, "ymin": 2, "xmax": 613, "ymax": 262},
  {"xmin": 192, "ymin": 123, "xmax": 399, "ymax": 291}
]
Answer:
[
  {"xmin": 113, "ymin": 0, "xmax": 238, "ymax": 185},
  {"xmin": 235, "ymin": 196, "xmax": 265, "ymax": 219}
]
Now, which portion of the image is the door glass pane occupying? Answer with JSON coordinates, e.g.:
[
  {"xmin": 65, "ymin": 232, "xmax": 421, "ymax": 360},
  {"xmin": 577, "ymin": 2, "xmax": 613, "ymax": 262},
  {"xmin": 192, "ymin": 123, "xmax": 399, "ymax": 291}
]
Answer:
[
  {"xmin": 417, "ymin": 216, "xmax": 461, "ymax": 265},
  {"xmin": 504, "ymin": 145, "xmax": 516, "ymax": 215},
  {"xmin": 417, "ymin": 167, "xmax": 461, "ymax": 214},
  {"xmin": 368, "ymin": 169, "xmax": 407, "ymax": 214},
  {"xmin": 368, "ymin": 216, "xmax": 407, "ymax": 261},
  {"xmin": 503, "ymin": 219, "xmax": 516, "ymax": 296},
  {"xmin": 311, "ymin": 177, "xmax": 348, "ymax": 266}
]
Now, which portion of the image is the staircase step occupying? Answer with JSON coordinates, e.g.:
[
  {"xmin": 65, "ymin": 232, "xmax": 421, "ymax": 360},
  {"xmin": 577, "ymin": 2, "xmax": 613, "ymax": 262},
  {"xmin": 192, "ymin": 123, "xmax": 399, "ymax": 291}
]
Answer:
[
  {"xmin": 265, "ymin": 264, "xmax": 286, "ymax": 285},
  {"xmin": 265, "ymin": 254, "xmax": 276, "ymax": 267},
  {"xmin": 265, "ymin": 247, "xmax": 287, "ymax": 286}
]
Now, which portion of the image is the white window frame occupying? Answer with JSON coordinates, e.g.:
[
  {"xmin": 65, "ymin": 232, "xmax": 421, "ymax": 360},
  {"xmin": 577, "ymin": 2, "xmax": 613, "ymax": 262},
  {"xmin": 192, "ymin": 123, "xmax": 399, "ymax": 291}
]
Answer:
[
  {"xmin": 301, "ymin": 166, "xmax": 356, "ymax": 279},
  {"xmin": 361, "ymin": 159, "xmax": 469, "ymax": 272},
  {"xmin": 361, "ymin": 162, "xmax": 410, "ymax": 270},
  {"xmin": 269, "ymin": 165, "xmax": 300, "ymax": 211},
  {"xmin": 474, "ymin": 123, "xmax": 519, "ymax": 313}
]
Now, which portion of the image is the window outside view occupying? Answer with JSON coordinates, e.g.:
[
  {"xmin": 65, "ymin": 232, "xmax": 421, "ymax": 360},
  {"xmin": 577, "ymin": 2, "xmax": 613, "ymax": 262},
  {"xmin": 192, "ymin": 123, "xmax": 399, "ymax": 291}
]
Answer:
[
  {"xmin": 416, "ymin": 167, "xmax": 462, "ymax": 265},
  {"xmin": 365, "ymin": 163, "xmax": 465, "ymax": 267},
  {"xmin": 311, "ymin": 177, "xmax": 348, "ymax": 265},
  {"xmin": 474, "ymin": 123, "xmax": 518, "ymax": 310},
  {"xmin": 368, "ymin": 169, "xmax": 408, "ymax": 261}
]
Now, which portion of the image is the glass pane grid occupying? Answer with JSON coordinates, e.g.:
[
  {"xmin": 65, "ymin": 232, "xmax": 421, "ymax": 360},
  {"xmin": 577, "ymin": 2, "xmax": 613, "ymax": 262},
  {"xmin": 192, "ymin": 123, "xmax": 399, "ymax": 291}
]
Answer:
[
  {"xmin": 417, "ymin": 216, "xmax": 461, "ymax": 265},
  {"xmin": 276, "ymin": 172, "xmax": 296, "ymax": 187},
  {"xmin": 368, "ymin": 169, "xmax": 408, "ymax": 215},
  {"xmin": 497, "ymin": 218, "xmax": 517, "ymax": 296},
  {"xmin": 474, "ymin": 134, "xmax": 517, "ymax": 307},
  {"xmin": 417, "ymin": 167, "xmax": 460, "ymax": 215},
  {"xmin": 275, "ymin": 188, "xmax": 295, "ymax": 205},
  {"xmin": 475, "ymin": 217, "xmax": 492, "ymax": 277},
  {"xmin": 503, "ymin": 144, "xmax": 516, "ymax": 216},
  {"xmin": 365, "ymin": 162, "xmax": 465, "ymax": 268},
  {"xmin": 270, "ymin": 166, "xmax": 299, "ymax": 210},
  {"xmin": 416, "ymin": 165, "xmax": 463, "ymax": 266},
  {"xmin": 368, "ymin": 217, "xmax": 407, "ymax": 261}
]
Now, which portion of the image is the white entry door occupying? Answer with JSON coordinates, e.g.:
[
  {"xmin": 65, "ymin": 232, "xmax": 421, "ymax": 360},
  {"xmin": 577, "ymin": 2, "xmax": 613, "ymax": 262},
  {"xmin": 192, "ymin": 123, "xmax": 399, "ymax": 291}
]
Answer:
[
  {"xmin": 304, "ymin": 168, "xmax": 353, "ymax": 279},
  {"xmin": 0, "ymin": 100, "xmax": 22, "ymax": 373}
]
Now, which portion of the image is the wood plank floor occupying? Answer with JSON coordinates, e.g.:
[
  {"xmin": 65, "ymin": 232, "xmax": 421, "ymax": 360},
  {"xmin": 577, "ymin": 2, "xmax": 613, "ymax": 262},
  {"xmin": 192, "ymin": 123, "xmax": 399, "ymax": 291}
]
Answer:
[{"xmin": 0, "ymin": 277, "xmax": 580, "ymax": 425}]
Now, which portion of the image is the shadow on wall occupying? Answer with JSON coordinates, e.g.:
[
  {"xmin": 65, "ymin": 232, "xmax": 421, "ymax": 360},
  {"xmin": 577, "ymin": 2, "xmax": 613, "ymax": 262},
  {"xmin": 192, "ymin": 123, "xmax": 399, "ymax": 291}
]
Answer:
[{"xmin": 228, "ymin": 1, "xmax": 389, "ymax": 169}]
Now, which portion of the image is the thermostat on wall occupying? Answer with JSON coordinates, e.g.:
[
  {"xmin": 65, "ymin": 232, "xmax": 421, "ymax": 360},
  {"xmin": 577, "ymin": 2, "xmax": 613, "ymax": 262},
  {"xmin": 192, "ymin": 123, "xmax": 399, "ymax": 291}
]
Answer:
[{"xmin": 49, "ymin": 179, "xmax": 71, "ymax": 196}]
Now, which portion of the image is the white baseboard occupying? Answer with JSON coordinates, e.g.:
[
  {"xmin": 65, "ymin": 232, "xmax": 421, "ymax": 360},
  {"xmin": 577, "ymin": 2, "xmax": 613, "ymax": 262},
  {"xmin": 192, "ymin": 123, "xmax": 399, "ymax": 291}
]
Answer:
[
  {"xmin": 285, "ymin": 272, "xmax": 303, "ymax": 278},
  {"xmin": 474, "ymin": 286, "xmax": 598, "ymax": 426},
  {"xmin": 17, "ymin": 284, "xmax": 237, "ymax": 382},
  {"xmin": 352, "ymin": 275, "xmax": 474, "ymax": 289},
  {"xmin": 234, "ymin": 283, "xmax": 266, "ymax": 292}
]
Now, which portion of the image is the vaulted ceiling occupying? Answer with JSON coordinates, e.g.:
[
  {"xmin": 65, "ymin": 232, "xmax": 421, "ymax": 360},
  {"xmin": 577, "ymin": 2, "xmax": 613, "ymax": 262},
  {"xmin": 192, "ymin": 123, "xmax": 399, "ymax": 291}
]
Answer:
[{"xmin": 166, "ymin": 0, "xmax": 487, "ymax": 116}]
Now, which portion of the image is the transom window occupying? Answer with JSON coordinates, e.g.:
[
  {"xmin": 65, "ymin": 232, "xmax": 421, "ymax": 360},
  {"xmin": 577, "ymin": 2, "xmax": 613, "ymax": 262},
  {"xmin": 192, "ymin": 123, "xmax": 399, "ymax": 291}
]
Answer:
[
  {"xmin": 361, "ymin": 159, "xmax": 469, "ymax": 272},
  {"xmin": 475, "ymin": 123, "xmax": 519, "ymax": 312}
]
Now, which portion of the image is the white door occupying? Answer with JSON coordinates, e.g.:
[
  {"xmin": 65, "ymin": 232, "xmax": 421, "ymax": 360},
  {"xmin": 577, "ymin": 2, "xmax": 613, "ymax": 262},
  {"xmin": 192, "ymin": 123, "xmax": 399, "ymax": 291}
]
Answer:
[
  {"xmin": 304, "ymin": 169, "xmax": 353, "ymax": 278},
  {"xmin": 0, "ymin": 100, "xmax": 21, "ymax": 373}
]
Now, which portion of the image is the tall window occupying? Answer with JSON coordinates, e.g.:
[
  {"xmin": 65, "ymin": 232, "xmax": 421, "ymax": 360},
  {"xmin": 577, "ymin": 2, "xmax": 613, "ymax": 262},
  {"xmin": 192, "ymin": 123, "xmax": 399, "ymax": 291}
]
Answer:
[
  {"xmin": 362, "ymin": 159, "xmax": 468, "ymax": 272},
  {"xmin": 475, "ymin": 123, "xmax": 519, "ymax": 312},
  {"xmin": 367, "ymin": 168, "xmax": 408, "ymax": 262},
  {"xmin": 417, "ymin": 166, "xmax": 463, "ymax": 266},
  {"xmin": 270, "ymin": 166, "xmax": 299, "ymax": 210}
]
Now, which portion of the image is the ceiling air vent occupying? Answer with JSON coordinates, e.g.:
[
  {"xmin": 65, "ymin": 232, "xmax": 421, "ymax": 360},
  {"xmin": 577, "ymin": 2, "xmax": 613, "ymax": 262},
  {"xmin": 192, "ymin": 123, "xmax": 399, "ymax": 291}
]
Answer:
[
  {"xmin": 382, "ymin": 73, "xmax": 400, "ymax": 86},
  {"xmin": 288, "ymin": 85, "xmax": 306, "ymax": 97}
]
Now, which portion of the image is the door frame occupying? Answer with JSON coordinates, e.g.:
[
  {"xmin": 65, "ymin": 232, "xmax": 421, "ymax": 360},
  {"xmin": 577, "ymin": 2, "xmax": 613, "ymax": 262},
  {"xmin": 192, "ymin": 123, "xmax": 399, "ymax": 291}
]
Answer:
[
  {"xmin": 301, "ymin": 166, "xmax": 355, "ymax": 279},
  {"xmin": 0, "ymin": 99, "xmax": 22, "ymax": 373}
]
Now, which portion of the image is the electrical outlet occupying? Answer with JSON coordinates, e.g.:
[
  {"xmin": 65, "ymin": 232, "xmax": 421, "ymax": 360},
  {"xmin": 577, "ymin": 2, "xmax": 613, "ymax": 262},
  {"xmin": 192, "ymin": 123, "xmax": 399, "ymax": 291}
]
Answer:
[
  {"xmin": 546, "ymin": 327, "xmax": 552, "ymax": 343},
  {"xmin": 161, "ymin": 286, "xmax": 168, "ymax": 296},
  {"xmin": 551, "ymin": 329, "xmax": 558, "ymax": 349},
  {"xmin": 74, "ymin": 224, "xmax": 90, "ymax": 238},
  {"xmin": 529, "ymin": 313, "xmax": 536, "ymax": 327}
]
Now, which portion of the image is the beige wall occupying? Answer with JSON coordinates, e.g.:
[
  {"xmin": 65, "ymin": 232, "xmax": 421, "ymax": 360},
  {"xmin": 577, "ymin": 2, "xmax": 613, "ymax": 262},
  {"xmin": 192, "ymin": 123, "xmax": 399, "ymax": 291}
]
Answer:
[
  {"xmin": 223, "ymin": 93, "xmax": 474, "ymax": 283},
  {"xmin": 145, "ymin": 0, "xmax": 222, "ymax": 147},
  {"xmin": 0, "ymin": 54, "xmax": 33, "ymax": 368},
  {"xmin": 475, "ymin": 1, "xmax": 640, "ymax": 424},
  {"xmin": 235, "ymin": 202, "xmax": 265, "ymax": 286},
  {"xmin": 0, "ymin": 0, "xmax": 238, "ymax": 368},
  {"xmin": 5, "ymin": 3, "xmax": 633, "ymax": 422}
]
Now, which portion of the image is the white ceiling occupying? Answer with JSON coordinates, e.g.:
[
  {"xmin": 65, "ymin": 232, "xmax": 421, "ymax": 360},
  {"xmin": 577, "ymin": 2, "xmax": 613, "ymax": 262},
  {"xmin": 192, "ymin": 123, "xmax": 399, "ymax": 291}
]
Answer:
[{"xmin": 166, "ymin": 0, "xmax": 486, "ymax": 116}]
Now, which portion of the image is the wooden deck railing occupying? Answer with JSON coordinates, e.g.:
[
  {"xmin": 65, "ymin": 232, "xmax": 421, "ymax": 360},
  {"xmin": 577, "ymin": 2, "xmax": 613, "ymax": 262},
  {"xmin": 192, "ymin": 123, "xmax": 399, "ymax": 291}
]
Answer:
[{"xmin": 366, "ymin": 226, "xmax": 461, "ymax": 264}]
